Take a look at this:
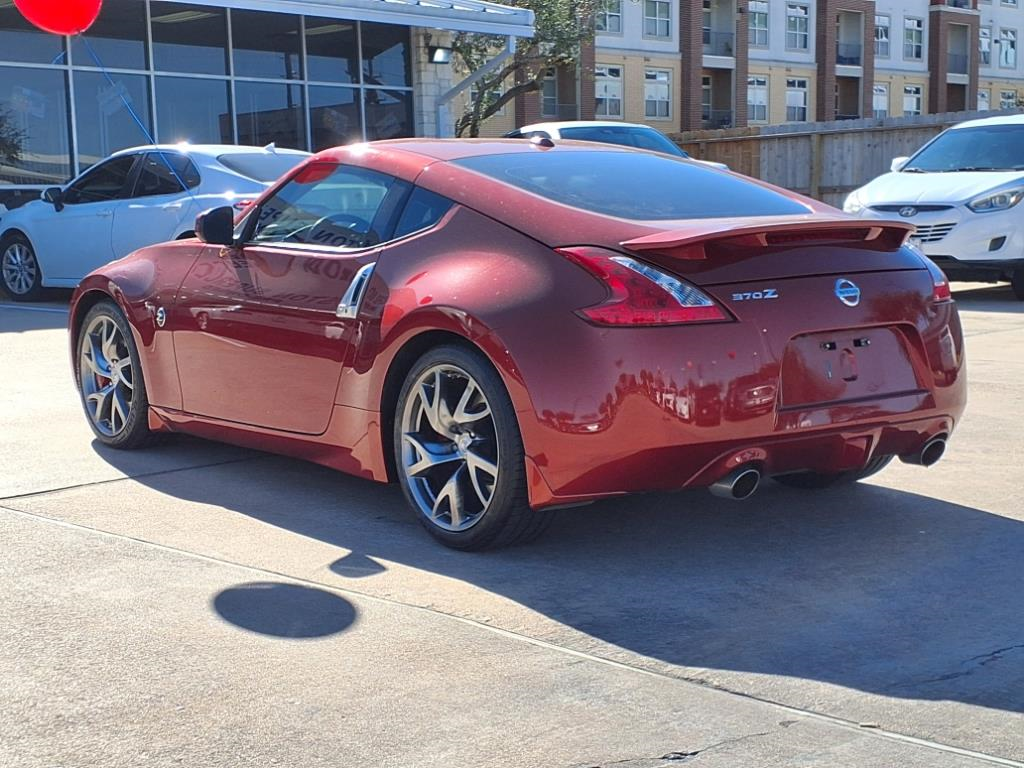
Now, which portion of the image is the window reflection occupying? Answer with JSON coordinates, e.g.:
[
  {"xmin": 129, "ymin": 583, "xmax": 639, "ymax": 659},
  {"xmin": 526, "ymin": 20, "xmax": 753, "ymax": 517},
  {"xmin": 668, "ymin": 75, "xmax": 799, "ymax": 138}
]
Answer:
[
  {"xmin": 232, "ymin": 10, "xmax": 302, "ymax": 80},
  {"xmin": 364, "ymin": 89, "xmax": 412, "ymax": 140},
  {"xmin": 235, "ymin": 82, "xmax": 306, "ymax": 150},
  {"xmin": 151, "ymin": 3, "xmax": 228, "ymax": 75},
  {"xmin": 309, "ymin": 86, "xmax": 363, "ymax": 150},
  {"xmin": 73, "ymin": 71, "xmax": 152, "ymax": 170},
  {"xmin": 0, "ymin": 5, "xmax": 65, "ymax": 64},
  {"xmin": 305, "ymin": 17, "xmax": 360, "ymax": 84},
  {"xmin": 71, "ymin": 0, "xmax": 148, "ymax": 70},
  {"xmin": 0, "ymin": 66, "xmax": 71, "ymax": 185},
  {"xmin": 361, "ymin": 23, "xmax": 411, "ymax": 88},
  {"xmin": 156, "ymin": 77, "xmax": 231, "ymax": 144}
]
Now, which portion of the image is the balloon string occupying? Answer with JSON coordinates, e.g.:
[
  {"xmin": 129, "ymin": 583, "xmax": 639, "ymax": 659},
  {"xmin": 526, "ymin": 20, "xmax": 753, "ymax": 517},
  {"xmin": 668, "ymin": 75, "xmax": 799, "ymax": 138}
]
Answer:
[{"xmin": 77, "ymin": 33, "xmax": 197, "ymax": 203}]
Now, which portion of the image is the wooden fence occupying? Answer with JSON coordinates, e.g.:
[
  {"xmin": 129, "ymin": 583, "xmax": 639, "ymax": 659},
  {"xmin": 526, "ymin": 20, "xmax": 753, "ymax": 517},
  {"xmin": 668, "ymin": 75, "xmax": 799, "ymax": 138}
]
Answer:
[{"xmin": 671, "ymin": 109, "xmax": 1021, "ymax": 208}]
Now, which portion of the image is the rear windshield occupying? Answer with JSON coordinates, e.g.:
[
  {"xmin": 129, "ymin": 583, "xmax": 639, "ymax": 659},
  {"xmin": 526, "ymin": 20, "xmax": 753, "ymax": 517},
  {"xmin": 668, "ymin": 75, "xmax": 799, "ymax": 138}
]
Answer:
[
  {"xmin": 452, "ymin": 151, "xmax": 809, "ymax": 221},
  {"xmin": 217, "ymin": 152, "xmax": 307, "ymax": 183},
  {"xmin": 904, "ymin": 124, "xmax": 1024, "ymax": 172},
  {"xmin": 558, "ymin": 125, "xmax": 686, "ymax": 157}
]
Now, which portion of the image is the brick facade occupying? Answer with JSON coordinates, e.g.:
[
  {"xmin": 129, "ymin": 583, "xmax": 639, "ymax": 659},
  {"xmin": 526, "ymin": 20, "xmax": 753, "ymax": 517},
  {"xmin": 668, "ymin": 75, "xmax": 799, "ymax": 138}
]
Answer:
[
  {"xmin": 928, "ymin": 5, "xmax": 980, "ymax": 113},
  {"xmin": 680, "ymin": 0, "xmax": 705, "ymax": 130},
  {"xmin": 815, "ymin": 0, "xmax": 876, "ymax": 121}
]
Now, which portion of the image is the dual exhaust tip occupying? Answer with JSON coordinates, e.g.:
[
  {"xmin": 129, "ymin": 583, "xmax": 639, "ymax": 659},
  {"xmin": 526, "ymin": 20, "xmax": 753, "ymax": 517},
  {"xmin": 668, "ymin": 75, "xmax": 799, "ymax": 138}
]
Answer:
[{"xmin": 709, "ymin": 435, "xmax": 948, "ymax": 501}]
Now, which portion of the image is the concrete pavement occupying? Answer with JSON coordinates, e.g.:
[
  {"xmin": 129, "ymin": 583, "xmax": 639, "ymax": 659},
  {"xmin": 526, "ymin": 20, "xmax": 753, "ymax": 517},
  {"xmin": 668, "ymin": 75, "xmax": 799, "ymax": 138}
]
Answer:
[{"xmin": 1, "ymin": 285, "xmax": 1022, "ymax": 767}]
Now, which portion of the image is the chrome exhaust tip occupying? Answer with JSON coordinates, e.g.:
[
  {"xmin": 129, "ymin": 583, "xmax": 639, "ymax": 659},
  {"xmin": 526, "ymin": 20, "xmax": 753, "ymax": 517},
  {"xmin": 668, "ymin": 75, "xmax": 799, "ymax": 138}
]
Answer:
[
  {"xmin": 709, "ymin": 466, "xmax": 762, "ymax": 500},
  {"xmin": 900, "ymin": 436, "xmax": 947, "ymax": 467}
]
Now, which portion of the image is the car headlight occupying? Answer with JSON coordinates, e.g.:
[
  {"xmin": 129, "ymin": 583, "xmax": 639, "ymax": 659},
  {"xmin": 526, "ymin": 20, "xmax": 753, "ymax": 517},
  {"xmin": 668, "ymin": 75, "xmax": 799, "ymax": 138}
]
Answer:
[
  {"xmin": 843, "ymin": 190, "xmax": 865, "ymax": 215},
  {"xmin": 967, "ymin": 187, "xmax": 1024, "ymax": 213}
]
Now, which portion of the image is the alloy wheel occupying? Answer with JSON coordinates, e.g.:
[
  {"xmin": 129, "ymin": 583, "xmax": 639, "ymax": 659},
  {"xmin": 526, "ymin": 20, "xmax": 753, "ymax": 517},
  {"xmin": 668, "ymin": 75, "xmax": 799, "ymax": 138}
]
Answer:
[
  {"xmin": 400, "ymin": 364, "xmax": 499, "ymax": 532},
  {"xmin": 2, "ymin": 242, "xmax": 38, "ymax": 295},
  {"xmin": 79, "ymin": 314, "xmax": 135, "ymax": 437}
]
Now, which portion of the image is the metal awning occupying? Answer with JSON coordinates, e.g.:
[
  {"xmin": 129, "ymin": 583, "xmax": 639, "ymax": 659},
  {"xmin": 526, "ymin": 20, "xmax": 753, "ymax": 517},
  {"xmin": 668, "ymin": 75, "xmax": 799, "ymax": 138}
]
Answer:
[{"xmin": 151, "ymin": 0, "xmax": 535, "ymax": 37}]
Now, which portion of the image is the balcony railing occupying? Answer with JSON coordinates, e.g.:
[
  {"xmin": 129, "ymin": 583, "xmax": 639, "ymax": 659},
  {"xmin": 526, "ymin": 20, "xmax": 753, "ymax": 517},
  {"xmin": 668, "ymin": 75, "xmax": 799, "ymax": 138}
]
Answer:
[
  {"xmin": 703, "ymin": 109, "xmax": 734, "ymax": 129},
  {"xmin": 948, "ymin": 53, "xmax": 969, "ymax": 74},
  {"xmin": 836, "ymin": 113, "xmax": 861, "ymax": 120},
  {"xmin": 703, "ymin": 31, "xmax": 735, "ymax": 57},
  {"xmin": 945, "ymin": 0, "xmax": 974, "ymax": 8},
  {"xmin": 836, "ymin": 42, "xmax": 863, "ymax": 66}
]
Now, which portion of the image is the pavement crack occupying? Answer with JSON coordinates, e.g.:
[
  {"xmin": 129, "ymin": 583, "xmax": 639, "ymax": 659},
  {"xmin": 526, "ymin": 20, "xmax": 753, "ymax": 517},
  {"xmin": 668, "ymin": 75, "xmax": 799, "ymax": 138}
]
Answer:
[{"xmin": 577, "ymin": 731, "xmax": 775, "ymax": 767}]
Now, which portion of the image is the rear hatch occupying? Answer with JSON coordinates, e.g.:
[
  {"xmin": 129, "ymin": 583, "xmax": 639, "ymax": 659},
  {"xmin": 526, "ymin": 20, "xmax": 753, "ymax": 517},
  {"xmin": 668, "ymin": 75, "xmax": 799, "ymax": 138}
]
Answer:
[{"xmin": 622, "ymin": 217, "xmax": 942, "ymax": 419}]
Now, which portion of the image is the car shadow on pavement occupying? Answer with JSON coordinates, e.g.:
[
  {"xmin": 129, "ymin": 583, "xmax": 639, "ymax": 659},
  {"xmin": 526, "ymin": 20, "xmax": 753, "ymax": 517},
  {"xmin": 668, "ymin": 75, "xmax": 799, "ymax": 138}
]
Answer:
[
  {"xmin": 99, "ymin": 444, "xmax": 1024, "ymax": 717},
  {"xmin": 0, "ymin": 290, "xmax": 72, "ymax": 333},
  {"xmin": 952, "ymin": 283, "xmax": 1024, "ymax": 313}
]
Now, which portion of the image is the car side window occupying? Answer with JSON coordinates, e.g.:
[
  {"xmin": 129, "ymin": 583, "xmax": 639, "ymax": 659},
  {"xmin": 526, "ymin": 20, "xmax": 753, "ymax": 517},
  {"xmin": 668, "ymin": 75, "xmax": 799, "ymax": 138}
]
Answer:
[
  {"xmin": 63, "ymin": 155, "xmax": 138, "ymax": 205},
  {"xmin": 393, "ymin": 187, "xmax": 454, "ymax": 239},
  {"xmin": 248, "ymin": 163, "xmax": 398, "ymax": 250},
  {"xmin": 132, "ymin": 152, "xmax": 201, "ymax": 198}
]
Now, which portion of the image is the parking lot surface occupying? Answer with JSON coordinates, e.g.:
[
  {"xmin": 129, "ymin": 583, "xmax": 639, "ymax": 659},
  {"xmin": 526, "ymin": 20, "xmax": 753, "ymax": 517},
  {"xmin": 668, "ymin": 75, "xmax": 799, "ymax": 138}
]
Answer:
[{"xmin": 1, "ymin": 286, "xmax": 1022, "ymax": 768}]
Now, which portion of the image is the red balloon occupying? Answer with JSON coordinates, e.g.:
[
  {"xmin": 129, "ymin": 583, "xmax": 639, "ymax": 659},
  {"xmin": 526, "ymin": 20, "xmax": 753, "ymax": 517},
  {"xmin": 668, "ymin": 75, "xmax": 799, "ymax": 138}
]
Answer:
[{"xmin": 14, "ymin": 0, "xmax": 103, "ymax": 35}]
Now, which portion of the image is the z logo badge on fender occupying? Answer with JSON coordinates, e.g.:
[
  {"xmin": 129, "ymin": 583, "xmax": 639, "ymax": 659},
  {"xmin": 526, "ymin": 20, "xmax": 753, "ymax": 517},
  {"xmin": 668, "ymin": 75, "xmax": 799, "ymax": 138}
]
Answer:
[{"xmin": 732, "ymin": 288, "xmax": 779, "ymax": 302}]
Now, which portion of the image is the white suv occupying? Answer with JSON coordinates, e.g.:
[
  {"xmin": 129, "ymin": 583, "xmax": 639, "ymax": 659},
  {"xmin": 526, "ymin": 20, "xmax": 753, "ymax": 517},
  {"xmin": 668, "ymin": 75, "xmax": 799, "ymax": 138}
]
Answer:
[{"xmin": 844, "ymin": 113, "xmax": 1024, "ymax": 300}]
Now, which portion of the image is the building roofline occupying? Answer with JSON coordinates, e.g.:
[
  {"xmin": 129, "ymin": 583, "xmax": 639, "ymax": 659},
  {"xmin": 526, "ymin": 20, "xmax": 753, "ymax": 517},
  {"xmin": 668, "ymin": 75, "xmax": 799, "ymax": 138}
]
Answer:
[{"xmin": 150, "ymin": 0, "xmax": 535, "ymax": 37}]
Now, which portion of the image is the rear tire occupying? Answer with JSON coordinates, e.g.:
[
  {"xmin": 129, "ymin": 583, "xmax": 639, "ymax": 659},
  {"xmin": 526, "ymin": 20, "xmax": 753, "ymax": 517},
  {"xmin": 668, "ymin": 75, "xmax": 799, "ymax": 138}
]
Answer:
[
  {"xmin": 773, "ymin": 454, "xmax": 894, "ymax": 490},
  {"xmin": 75, "ymin": 300, "xmax": 155, "ymax": 450},
  {"xmin": 1, "ymin": 233, "xmax": 43, "ymax": 301},
  {"xmin": 1011, "ymin": 270, "xmax": 1024, "ymax": 301},
  {"xmin": 393, "ymin": 344, "xmax": 553, "ymax": 550}
]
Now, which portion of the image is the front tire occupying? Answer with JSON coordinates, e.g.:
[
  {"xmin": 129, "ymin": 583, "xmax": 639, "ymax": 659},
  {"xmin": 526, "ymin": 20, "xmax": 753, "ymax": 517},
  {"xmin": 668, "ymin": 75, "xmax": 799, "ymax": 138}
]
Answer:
[
  {"xmin": 1, "ymin": 234, "xmax": 43, "ymax": 301},
  {"xmin": 1011, "ymin": 269, "xmax": 1024, "ymax": 301},
  {"xmin": 773, "ymin": 454, "xmax": 894, "ymax": 490},
  {"xmin": 75, "ymin": 300, "xmax": 154, "ymax": 449},
  {"xmin": 393, "ymin": 345, "xmax": 552, "ymax": 550}
]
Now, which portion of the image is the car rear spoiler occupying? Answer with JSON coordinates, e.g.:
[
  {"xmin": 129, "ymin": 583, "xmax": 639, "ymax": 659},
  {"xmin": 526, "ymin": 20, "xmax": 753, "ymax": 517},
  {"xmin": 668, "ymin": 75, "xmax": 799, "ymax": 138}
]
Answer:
[{"xmin": 621, "ymin": 216, "xmax": 915, "ymax": 261}]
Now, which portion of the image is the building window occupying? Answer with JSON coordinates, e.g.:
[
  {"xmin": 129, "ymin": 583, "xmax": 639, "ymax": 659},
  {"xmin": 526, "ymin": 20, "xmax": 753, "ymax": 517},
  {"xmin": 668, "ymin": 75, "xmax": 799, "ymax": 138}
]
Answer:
[
  {"xmin": 904, "ymin": 18, "xmax": 924, "ymax": 61},
  {"xmin": 872, "ymin": 84, "xmax": 888, "ymax": 118},
  {"xmin": 0, "ymin": 65, "xmax": 71, "ymax": 185},
  {"xmin": 596, "ymin": 0, "xmax": 622, "ymax": 34},
  {"xmin": 151, "ymin": 3, "xmax": 228, "ymax": 75},
  {"xmin": 644, "ymin": 69, "xmax": 671, "ymax": 119},
  {"xmin": 749, "ymin": 1, "xmax": 769, "ymax": 47},
  {"xmin": 1003, "ymin": 0, "xmax": 1018, "ymax": 6},
  {"xmin": 541, "ymin": 68, "xmax": 558, "ymax": 117},
  {"xmin": 786, "ymin": 78, "xmax": 808, "ymax": 121},
  {"xmin": 748, "ymin": 76, "xmax": 768, "ymax": 122},
  {"xmin": 786, "ymin": 4, "xmax": 809, "ymax": 50},
  {"xmin": 595, "ymin": 65, "xmax": 623, "ymax": 118},
  {"xmin": 978, "ymin": 89, "xmax": 990, "ymax": 111},
  {"xmin": 980, "ymin": 27, "xmax": 992, "ymax": 66},
  {"xmin": 1000, "ymin": 29, "xmax": 1017, "ymax": 68},
  {"xmin": 1000, "ymin": 89, "xmax": 1018, "ymax": 108},
  {"xmin": 875, "ymin": 15, "xmax": 890, "ymax": 57},
  {"xmin": 643, "ymin": 0, "xmax": 671, "ymax": 38},
  {"xmin": 701, "ymin": 75, "xmax": 712, "ymax": 122},
  {"xmin": 702, "ymin": 0, "xmax": 712, "ymax": 46},
  {"xmin": 903, "ymin": 84, "xmax": 922, "ymax": 115}
]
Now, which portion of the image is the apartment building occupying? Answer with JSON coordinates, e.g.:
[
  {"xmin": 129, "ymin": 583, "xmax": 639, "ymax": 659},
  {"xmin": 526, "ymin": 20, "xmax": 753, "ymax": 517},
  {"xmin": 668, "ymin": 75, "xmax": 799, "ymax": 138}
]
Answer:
[{"xmin": 477, "ymin": 0, "xmax": 1024, "ymax": 137}]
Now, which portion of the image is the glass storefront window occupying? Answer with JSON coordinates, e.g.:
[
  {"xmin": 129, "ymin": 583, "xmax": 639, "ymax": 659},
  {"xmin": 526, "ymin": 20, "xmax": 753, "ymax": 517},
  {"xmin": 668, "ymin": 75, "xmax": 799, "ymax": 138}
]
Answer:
[
  {"xmin": 305, "ymin": 17, "xmax": 360, "ymax": 84},
  {"xmin": 361, "ymin": 23, "xmax": 411, "ymax": 88},
  {"xmin": 73, "ymin": 71, "xmax": 152, "ymax": 170},
  {"xmin": 151, "ymin": 3, "xmax": 228, "ymax": 75},
  {"xmin": 0, "ymin": 66, "xmax": 72, "ymax": 185},
  {"xmin": 0, "ymin": 5, "xmax": 65, "ymax": 65},
  {"xmin": 364, "ymin": 89, "xmax": 412, "ymax": 140},
  {"xmin": 235, "ymin": 82, "xmax": 306, "ymax": 150},
  {"xmin": 71, "ymin": 0, "xmax": 148, "ymax": 71},
  {"xmin": 231, "ymin": 10, "xmax": 302, "ymax": 80},
  {"xmin": 309, "ymin": 86, "xmax": 362, "ymax": 150},
  {"xmin": 156, "ymin": 77, "xmax": 232, "ymax": 144}
]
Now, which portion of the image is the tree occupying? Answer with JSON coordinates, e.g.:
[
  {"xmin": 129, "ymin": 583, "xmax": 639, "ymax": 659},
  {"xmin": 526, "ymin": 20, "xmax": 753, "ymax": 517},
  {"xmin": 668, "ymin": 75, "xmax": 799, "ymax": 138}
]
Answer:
[
  {"xmin": 0, "ymin": 108, "xmax": 25, "ymax": 167},
  {"xmin": 451, "ymin": 0, "xmax": 595, "ymax": 138}
]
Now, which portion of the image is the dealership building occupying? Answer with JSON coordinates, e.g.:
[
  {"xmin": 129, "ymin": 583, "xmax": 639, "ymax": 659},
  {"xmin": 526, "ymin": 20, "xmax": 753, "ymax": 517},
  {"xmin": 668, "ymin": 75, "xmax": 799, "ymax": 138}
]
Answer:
[{"xmin": 0, "ymin": 0, "xmax": 532, "ymax": 207}]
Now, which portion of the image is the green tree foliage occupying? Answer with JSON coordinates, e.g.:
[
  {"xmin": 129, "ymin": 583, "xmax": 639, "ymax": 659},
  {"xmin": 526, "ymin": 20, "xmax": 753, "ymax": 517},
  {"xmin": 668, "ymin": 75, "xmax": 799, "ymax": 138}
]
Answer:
[
  {"xmin": 0, "ymin": 108, "xmax": 24, "ymax": 166},
  {"xmin": 451, "ymin": 0, "xmax": 595, "ymax": 137}
]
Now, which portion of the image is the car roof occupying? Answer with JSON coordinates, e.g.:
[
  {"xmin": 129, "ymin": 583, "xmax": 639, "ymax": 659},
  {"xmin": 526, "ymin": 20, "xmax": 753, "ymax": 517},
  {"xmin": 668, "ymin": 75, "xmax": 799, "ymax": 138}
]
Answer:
[
  {"xmin": 106, "ymin": 143, "xmax": 311, "ymax": 159},
  {"xmin": 516, "ymin": 120, "xmax": 660, "ymax": 133},
  {"xmin": 316, "ymin": 138, "xmax": 638, "ymax": 164},
  {"xmin": 951, "ymin": 112, "xmax": 1024, "ymax": 130}
]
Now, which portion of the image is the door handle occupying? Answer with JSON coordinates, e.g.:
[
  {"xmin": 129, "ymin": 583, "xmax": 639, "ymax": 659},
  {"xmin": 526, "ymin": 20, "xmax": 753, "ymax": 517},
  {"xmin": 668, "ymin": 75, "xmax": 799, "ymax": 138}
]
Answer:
[
  {"xmin": 336, "ymin": 262, "xmax": 376, "ymax": 319},
  {"xmin": 97, "ymin": 210, "xmax": 113, "ymax": 218}
]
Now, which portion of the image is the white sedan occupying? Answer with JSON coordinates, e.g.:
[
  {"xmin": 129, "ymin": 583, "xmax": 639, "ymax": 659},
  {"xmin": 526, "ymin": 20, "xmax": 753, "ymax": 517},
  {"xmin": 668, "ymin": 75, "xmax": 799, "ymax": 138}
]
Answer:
[
  {"xmin": 844, "ymin": 113, "xmax": 1024, "ymax": 300},
  {"xmin": 0, "ymin": 143, "xmax": 309, "ymax": 300}
]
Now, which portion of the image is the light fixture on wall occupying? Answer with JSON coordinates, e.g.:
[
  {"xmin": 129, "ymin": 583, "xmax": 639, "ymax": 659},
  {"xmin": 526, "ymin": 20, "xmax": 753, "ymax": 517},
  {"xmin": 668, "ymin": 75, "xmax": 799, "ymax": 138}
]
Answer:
[{"xmin": 423, "ymin": 32, "xmax": 453, "ymax": 65}]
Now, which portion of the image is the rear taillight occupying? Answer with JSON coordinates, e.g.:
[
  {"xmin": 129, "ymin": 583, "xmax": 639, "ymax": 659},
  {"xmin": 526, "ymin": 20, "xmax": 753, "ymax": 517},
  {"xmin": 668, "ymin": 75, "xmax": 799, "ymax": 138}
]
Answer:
[
  {"xmin": 922, "ymin": 257, "xmax": 952, "ymax": 303},
  {"xmin": 556, "ymin": 246, "xmax": 730, "ymax": 326}
]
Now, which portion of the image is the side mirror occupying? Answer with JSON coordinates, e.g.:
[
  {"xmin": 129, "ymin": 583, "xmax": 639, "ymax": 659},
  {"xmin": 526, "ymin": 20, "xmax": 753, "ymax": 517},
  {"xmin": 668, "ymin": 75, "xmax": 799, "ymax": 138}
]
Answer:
[
  {"xmin": 195, "ymin": 206, "xmax": 236, "ymax": 246},
  {"xmin": 41, "ymin": 187, "xmax": 64, "ymax": 211},
  {"xmin": 891, "ymin": 156, "xmax": 910, "ymax": 173}
]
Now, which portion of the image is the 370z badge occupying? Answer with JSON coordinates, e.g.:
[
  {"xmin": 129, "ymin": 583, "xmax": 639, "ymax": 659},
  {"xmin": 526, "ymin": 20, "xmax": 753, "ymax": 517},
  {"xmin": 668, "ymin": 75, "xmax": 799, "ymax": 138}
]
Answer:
[{"xmin": 731, "ymin": 288, "xmax": 779, "ymax": 301}]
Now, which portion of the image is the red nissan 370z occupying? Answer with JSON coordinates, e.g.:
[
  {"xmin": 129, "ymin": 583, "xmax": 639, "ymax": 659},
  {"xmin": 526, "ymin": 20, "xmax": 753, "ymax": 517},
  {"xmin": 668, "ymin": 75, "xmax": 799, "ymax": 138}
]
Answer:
[{"xmin": 69, "ymin": 140, "xmax": 966, "ymax": 550}]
